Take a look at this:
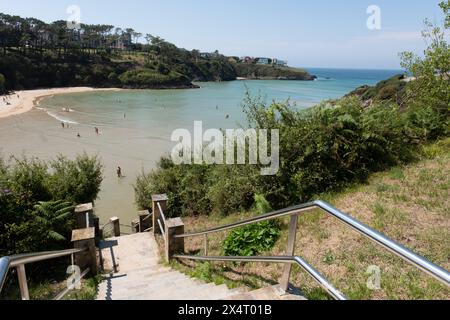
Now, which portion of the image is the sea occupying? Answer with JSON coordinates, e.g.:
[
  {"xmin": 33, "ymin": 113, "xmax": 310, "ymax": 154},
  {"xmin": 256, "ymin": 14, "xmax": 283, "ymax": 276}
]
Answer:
[{"xmin": 0, "ymin": 68, "xmax": 403, "ymax": 226}]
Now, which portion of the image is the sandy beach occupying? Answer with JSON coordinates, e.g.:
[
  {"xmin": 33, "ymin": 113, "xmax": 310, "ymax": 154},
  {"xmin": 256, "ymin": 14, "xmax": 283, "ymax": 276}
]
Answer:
[{"xmin": 0, "ymin": 87, "xmax": 122, "ymax": 119}]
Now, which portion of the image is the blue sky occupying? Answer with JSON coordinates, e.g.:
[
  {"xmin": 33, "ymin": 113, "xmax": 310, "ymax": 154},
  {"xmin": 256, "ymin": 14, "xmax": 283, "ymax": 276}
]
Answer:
[{"xmin": 0, "ymin": 0, "xmax": 445, "ymax": 69}]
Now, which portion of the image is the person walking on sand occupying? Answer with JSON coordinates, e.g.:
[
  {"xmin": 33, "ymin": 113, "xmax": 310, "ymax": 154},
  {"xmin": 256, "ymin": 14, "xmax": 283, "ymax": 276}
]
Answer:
[
  {"xmin": 95, "ymin": 127, "xmax": 99, "ymax": 135},
  {"xmin": 61, "ymin": 122, "xmax": 65, "ymax": 129},
  {"xmin": 117, "ymin": 166, "xmax": 122, "ymax": 178}
]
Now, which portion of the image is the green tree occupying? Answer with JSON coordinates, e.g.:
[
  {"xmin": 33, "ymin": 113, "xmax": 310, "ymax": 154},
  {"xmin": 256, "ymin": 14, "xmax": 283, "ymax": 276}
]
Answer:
[
  {"xmin": 32, "ymin": 200, "xmax": 75, "ymax": 242},
  {"xmin": 400, "ymin": 0, "xmax": 450, "ymax": 115},
  {"xmin": 48, "ymin": 153, "xmax": 104, "ymax": 204}
]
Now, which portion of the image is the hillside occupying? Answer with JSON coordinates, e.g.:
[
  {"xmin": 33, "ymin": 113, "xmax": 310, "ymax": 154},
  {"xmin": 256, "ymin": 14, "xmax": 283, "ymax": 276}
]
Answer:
[
  {"xmin": 0, "ymin": 13, "xmax": 315, "ymax": 91},
  {"xmin": 346, "ymin": 74, "xmax": 408, "ymax": 107},
  {"xmin": 233, "ymin": 63, "xmax": 316, "ymax": 80},
  {"xmin": 173, "ymin": 138, "xmax": 450, "ymax": 300}
]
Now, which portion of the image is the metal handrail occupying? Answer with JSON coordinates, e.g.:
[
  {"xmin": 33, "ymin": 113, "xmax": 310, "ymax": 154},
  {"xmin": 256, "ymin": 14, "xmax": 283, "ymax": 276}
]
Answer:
[
  {"xmin": 9, "ymin": 248, "xmax": 87, "ymax": 268},
  {"xmin": 53, "ymin": 267, "xmax": 91, "ymax": 301},
  {"xmin": 173, "ymin": 255, "xmax": 347, "ymax": 300},
  {"xmin": 0, "ymin": 248, "xmax": 88, "ymax": 299},
  {"xmin": 157, "ymin": 202, "xmax": 166, "ymax": 222},
  {"xmin": 157, "ymin": 219, "xmax": 166, "ymax": 238},
  {"xmin": 142, "ymin": 213, "xmax": 152, "ymax": 222},
  {"xmin": 175, "ymin": 200, "xmax": 450, "ymax": 289},
  {"xmin": 0, "ymin": 257, "xmax": 10, "ymax": 293}
]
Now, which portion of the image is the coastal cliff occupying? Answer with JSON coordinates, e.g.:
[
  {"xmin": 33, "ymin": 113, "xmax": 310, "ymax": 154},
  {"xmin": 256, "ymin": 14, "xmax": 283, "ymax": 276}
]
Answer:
[
  {"xmin": 0, "ymin": 13, "xmax": 315, "ymax": 91},
  {"xmin": 233, "ymin": 63, "xmax": 316, "ymax": 81}
]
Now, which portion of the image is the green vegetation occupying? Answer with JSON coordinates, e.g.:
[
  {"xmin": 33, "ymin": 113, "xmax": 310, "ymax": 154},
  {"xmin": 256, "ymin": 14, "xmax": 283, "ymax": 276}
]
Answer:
[
  {"xmin": 0, "ymin": 14, "xmax": 314, "ymax": 91},
  {"xmin": 118, "ymin": 69, "xmax": 191, "ymax": 89},
  {"xmin": 233, "ymin": 63, "xmax": 316, "ymax": 80},
  {"xmin": 135, "ymin": 2, "xmax": 449, "ymax": 217},
  {"xmin": 223, "ymin": 220, "xmax": 281, "ymax": 257},
  {"xmin": 0, "ymin": 153, "xmax": 103, "ymax": 256},
  {"xmin": 223, "ymin": 195, "xmax": 280, "ymax": 257},
  {"xmin": 0, "ymin": 153, "xmax": 103, "ymax": 299},
  {"xmin": 176, "ymin": 138, "xmax": 450, "ymax": 300},
  {"xmin": 138, "ymin": 2, "xmax": 449, "ymax": 300},
  {"xmin": 347, "ymin": 74, "xmax": 408, "ymax": 106}
]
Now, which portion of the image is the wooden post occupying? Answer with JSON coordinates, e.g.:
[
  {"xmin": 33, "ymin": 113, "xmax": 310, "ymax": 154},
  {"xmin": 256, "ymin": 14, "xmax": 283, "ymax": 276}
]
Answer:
[
  {"xmin": 72, "ymin": 228, "xmax": 97, "ymax": 276},
  {"xmin": 279, "ymin": 215, "xmax": 298, "ymax": 292},
  {"xmin": 16, "ymin": 264, "xmax": 30, "ymax": 300},
  {"xmin": 165, "ymin": 218, "xmax": 185, "ymax": 262},
  {"xmin": 74, "ymin": 203, "xmax": 94, "ymax": 229},
  {"xmin": 138, "ymin": 210, "xmax": 151, "ymax": 232},
  {"xmin": 152, "ymin": 194, "xmax": 168, "ymax": 235},
  {"xmin": 93, "ymin": 217, "xmax": 100, "ymax": 238},
  {"xmin": 109, "ymin": 217, "xmax": 120, "ymax": 237}
]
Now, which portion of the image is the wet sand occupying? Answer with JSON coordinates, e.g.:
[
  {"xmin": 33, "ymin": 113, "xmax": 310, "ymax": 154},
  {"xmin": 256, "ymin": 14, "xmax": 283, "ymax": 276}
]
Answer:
[{"xmin": 0, "ymin": 87, "xmax": 122, "ymax": 119}]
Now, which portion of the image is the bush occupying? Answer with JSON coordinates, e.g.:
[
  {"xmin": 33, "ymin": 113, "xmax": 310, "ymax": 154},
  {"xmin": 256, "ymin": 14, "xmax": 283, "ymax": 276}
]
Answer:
[
  {"xmin": 48, "ymin": 154, "xmax": 103, "ymax": 204},
  {"xmin": 119, "ymin": 69, "xmax": 191, "ymax": 88},
  {"xmin": 223, "ymin": 194, "xmax": 280, "ymax": 257},
  {"xmin": 135, "ymin": 71, "xmax": 448, "ymax": 217},
  {"xmin": 207, "ymin": 165, "xmax": 260, "ymax": 215},
  {"xmin": 223, "ymin": 220, "xmax": 280, "ymax": 257},
  {"xmin": 0, "ymin": 153, "xmax": 103, "ymax": 256}
]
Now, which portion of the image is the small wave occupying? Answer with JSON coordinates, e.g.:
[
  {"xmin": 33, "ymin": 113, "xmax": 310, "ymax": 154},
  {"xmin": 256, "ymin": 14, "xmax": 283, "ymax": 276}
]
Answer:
[{"xmin": 47, "ymin": 111, "xmax": 79, "ymax": 125}]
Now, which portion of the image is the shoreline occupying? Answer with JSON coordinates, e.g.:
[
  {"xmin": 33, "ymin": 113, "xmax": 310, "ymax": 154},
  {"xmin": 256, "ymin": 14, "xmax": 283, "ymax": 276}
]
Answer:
[{"xmin": 0, "ymin": 87, "xmax": 123, "ymax": 119}]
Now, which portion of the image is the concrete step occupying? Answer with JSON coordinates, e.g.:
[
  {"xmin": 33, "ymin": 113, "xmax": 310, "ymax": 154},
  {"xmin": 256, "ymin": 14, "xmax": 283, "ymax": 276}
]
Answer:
[{"xmin": 97, "ymin": 233, "xmax": 296, "ymax": 301}]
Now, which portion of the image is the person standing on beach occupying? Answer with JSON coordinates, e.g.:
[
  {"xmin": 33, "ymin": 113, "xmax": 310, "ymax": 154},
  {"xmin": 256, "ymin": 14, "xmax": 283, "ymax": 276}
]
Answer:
[
  {"xmin": 61, "ymin": 122, "xmax": 65, "ymax": 129},
  {"xmin": 95, "ymin": 127, "xmax": 99, "ymax": 135},
  {"xmin": 117, "ymin": 166, "xmax": 122, "ymax": 178}
]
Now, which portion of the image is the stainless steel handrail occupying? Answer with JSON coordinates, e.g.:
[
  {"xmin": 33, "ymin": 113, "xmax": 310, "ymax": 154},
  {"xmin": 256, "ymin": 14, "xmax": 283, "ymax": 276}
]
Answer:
[
  {"xmin": 9, "ymin": 248, "xmax": 87, "ymax": 268},
  {"xmin": 142, "ymin": 213, "xmax": 152, "ymax": 222},
  {"xmin": 53, "ymin": 267, "xmax": 91, "ymax": 301},
  {"xmin": 157, "ymin": 219, "xmax": 166, "ymax": 237},
  {"xmin": 157, "ymin": 202, "xmax": 166, "ymax": 222},
  {"xmin": 0, "ymin": 248, "xmax": 88, "ymax": 299},
  {"xmin": 175, "ymin": 200, "xmax": 450, "ymax": 288},
  {"xmin": 0, "ymin": 257, "xmax": 11, "ymax": 293},
  {"xmin": 173, "ymin": 254, "xmax": 347, "ymax": 300}
]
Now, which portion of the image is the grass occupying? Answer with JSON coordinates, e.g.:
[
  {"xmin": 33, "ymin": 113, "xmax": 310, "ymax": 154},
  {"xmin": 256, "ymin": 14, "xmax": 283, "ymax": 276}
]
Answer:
[
  {"xmin": 172, "ymin": 138, "xmax": 450, "ymax": 300},
  {"xmin": 0, "ymin": 265, "xmax": 101, "ymax": 300}
]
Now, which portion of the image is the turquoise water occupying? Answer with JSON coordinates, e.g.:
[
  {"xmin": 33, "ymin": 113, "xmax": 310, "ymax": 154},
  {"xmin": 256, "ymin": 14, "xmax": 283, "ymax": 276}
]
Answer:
[
  {"xmin": 42, "ymin": 68, "xmax": 403, "ymax": 132},
  {"xmin": 0, "ymin": 68, "xmax": 403, "ymax": 225}
]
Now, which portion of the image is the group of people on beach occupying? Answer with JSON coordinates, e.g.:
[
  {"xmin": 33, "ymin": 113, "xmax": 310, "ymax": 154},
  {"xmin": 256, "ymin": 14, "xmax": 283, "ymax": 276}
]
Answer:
[{"xmin": 1, "ymin": 92, "xmax": 19, "ymax": 106}]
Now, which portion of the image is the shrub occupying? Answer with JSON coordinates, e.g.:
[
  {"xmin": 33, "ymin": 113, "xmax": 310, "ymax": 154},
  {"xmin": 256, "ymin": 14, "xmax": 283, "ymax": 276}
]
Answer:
[
  {"xmin": 223, "ymin": 194, "xmax": 280, "ymax": 257},
  {"xmin": 119, "ymin": 69, "xmax": 190, "ymax": 88},
  {"xmin": 0, "ymin": 153, "xmax": 103, "ymax": 256},
  {"xmin": 207, "ymin": 165, "xmax": 260, "ymax": 215},
  {"xmin": 223, "ymin": 220, "xmax": 280, "ymax": 257},
  {"xmin": 48, "ymin": 154, "xmax": 104, "ymax": 204}
]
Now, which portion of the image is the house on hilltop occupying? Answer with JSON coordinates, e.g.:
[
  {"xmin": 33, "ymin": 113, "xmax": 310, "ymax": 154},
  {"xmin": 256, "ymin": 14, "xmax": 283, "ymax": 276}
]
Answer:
[
  {"xmin": 256, "ymin": 57, "xmax": 271, "ymax": 65},
  {"xmin": 273, "ymin": 59, "xmax": 288, "ymax": 67}
]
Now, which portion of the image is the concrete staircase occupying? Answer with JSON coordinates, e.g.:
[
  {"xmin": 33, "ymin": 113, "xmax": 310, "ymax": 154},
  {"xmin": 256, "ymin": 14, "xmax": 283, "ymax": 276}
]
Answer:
[{"xmin": 96, "ymin": 233, "xmax": 305, "ymax": 300}]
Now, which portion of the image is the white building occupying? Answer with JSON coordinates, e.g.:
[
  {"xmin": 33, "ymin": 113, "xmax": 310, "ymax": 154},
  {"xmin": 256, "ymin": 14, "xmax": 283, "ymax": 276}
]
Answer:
[{"xmin": 256, "ymin": 57, "xmax": 271, "ymax": 65}]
